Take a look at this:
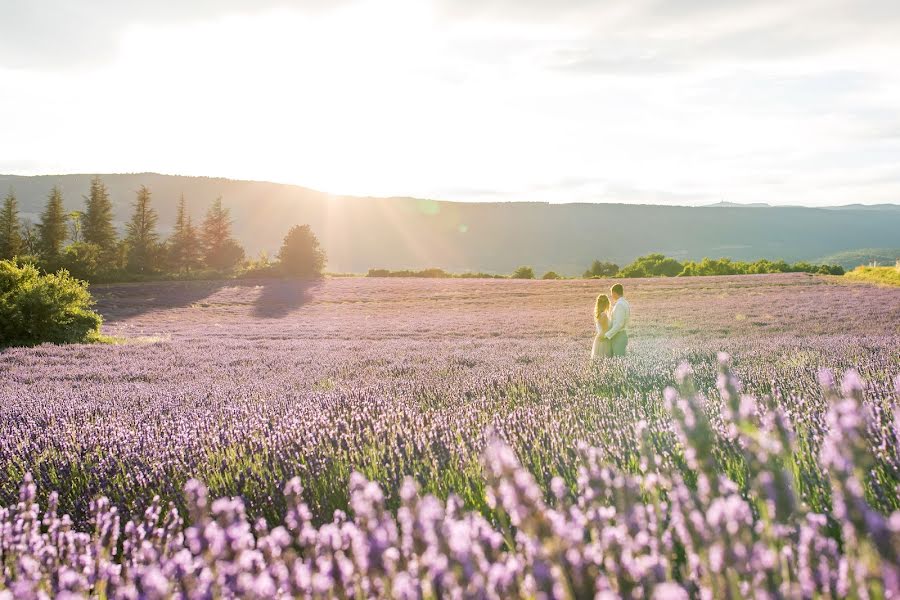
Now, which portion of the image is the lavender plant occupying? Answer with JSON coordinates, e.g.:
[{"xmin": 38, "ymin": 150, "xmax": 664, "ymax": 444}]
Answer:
[
  {"xmin": 0, "ymin": 361, "xmax": 898, "ymax": 598},
  {"xmin": 0, "ymin": 275, "xmax": 898, "ymax": 596}
]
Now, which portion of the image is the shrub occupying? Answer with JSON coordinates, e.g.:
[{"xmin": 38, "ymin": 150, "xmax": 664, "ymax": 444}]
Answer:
[
  {"xmin": 0, "ymin": 260, "xmax": 102, "ymax": 347},
  {"xmin": 365, "ymin": 268, "xmax": 502, "ymax": 279},
  {"xmin": 238, "ymin": 253, "xmax": 283, "ymax": 279},
  {"xmin": 582, "ymin": 260, "xmax": 619, "ymax": 278},
  {"xmin": 204, "ymin": 238, "xmax": 245, "ymax": 272},
  {"xmin": 365, "ymin": 268, "xmax": 448, "ymax": 278},
  {"xmin": 511, "ymin": 266, "xmax": 535, "ymax": 279},
  {"xmin": 457, "ymin": 272, "xmax": 507, "ymax": 279},
  {"xmin": 679, "ymin": 257, "xmax": 846, "ymax": 277},
  {"xmin": 541, "ymin": 271, "xmax": 561, "ymax": 280},
  {"xmin": 619, "ymin": 254, "xmax": 684, "ymax": 278},
  {"xmin": 277, "ymin": 225, "xmax": 326, "ymax": 278},
  {"xmin": 60, "ymin": 242, "xmax": 103, "ymax": 281},
  {"xmin": 817, "ymin": 264, "xmax": 845, "ymax": 276}
]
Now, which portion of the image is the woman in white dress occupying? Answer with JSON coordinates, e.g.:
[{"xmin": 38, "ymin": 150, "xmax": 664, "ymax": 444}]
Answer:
[{"xmin": 591, "ymin": 294, "xmax": 612, "ymax": 360}]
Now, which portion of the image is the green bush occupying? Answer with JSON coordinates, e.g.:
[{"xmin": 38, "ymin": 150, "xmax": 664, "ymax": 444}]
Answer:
[
  {"xmin": 511, "ymin": 266, "xmax": 535, "ymax": 279},
  {"xmin": 0, "ymin": 260, "xmax": 102, "ymax": 348},
  {"xmin": 619, "ymin": 253, "xmax": 684, "ymax": 278},
  {"xmin": 277, "ymin": 225, "xmax": 326, "ymax": 278},
  {"xmin": 582, "ymin": 260, "xmax": 619, "ymax": 278},
  {"xmin": 816, "ymin": 264, "xmax": 845, "ymax": 276},
  {"xmin": 238, "ymin": 254, "xmax": 282, "ymax": 279},
  {"xmin": 678, "ymin": 257, "xmax": 846, "ymax": 277},
  {"xmin": 366, "ymin": 268, "xmax": 449, "ymax": 278},
  {"xmin": 541, "ymin": 271, "xmax": 561, "ymax": 280},
  {"xmin": 456, "ymin": 272, "xmax": 507, "ymax": 279},
  {"xmin": 60, "ymin": 242, "xmax": 103, "ymax": 281}
]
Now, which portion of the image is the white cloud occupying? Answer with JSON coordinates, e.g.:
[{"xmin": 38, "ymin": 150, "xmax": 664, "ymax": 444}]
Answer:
[
  {"xmin": 0, "ymin": 0, "xmax": 899, "ymax": 206},
  {"xmin": 0, "ymin": 0, "xmax": 340, "ymax": 69}
]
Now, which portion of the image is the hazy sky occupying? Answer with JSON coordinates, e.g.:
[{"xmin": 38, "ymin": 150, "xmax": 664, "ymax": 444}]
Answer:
[{"xmin": 1, "ymin": 0, "xmax": 899, "ymax": 206}]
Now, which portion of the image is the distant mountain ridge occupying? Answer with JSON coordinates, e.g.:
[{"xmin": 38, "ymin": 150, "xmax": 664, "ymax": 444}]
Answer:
[
  {"xmin": 703, "ymin": 201, "xmax": 775, "ymax": 208},
  {"xmin": 2, "ymin": 173, "xmax": 899, "ymax": 274}
]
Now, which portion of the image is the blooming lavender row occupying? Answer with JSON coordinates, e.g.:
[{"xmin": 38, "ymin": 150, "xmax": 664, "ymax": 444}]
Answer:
[
  {"xmin": 3, "ymin": 332, "xmax": 898, "ymax": 526},
  {"xmin": 2, "ymin": 276, "xmax": 899, "ymax": 524},
  {"xmin": 1, "ymin": 359, "xmax": 898, "ymax": 598},
  {"xmin": 1, "ymin": 276, "xmax": 898, "ymax": 596}
]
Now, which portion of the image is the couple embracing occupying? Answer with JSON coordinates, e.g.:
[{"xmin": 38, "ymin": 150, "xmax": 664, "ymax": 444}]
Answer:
[{"xmin": 591, "ymin": 283, "xmax": 630, "ymax": 360}]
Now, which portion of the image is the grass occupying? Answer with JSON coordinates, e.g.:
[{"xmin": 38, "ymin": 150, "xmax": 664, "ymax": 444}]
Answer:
[{"xmin": 844, "ymin": 265, "xmax": 900, "ymax": 286}]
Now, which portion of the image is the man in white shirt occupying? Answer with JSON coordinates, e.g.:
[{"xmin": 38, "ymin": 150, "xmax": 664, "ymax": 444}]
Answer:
[{"xmin": 604, "ymin": 283, "xmax": 630, "ymax": 357}]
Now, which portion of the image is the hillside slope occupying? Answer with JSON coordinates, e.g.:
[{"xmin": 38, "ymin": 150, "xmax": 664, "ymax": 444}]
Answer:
[{"xmin": 3, "ymin": 173, "xmax": 899, "ymax": 274}]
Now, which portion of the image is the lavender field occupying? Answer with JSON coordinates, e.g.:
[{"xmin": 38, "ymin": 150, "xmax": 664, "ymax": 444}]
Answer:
[{"xmin": 2, "ymin": 273, "xmax": 899, "ymax": 598}]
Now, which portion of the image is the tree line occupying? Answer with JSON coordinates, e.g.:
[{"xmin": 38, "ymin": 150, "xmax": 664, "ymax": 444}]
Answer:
[
  {"xmin": 600, "ymin": 254, "xmax": 845, "ymax": 278},
  {"xmin": 0, "ymin": 177, "xmax": 326, "ymax": 281},
  {"xmin": 368, "ymin": 254, "xmax": 845, "ymax": 280},
  {"xmin": 572, "ymin": 255, "xmax": 843, "ymax": 278}
]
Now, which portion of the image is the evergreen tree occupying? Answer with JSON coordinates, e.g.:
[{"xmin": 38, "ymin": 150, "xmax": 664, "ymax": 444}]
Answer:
[
  {"xmin": 82, "ymin": 176, "xmax": 118, "ymax": 257},
  {"xmin": 168, "ymin": 195, "xmax": 203, "ymax": 272},
  {"xmin": 125, "ymin": 185, "xmax": 160, "ymax": 273},
  {"xmin": 37, "ymin": 186, "xmax": 68, "ymax": 262},
  {"xmin": 201, "ymin": 197, "xmax": 244, "ymax": 271},
  {"xmin": 0, "ymin": 189, "xmax": 23, "ymax": 260}
]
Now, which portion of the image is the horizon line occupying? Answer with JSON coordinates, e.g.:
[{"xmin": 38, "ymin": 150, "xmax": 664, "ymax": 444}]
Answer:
[{"xmin": 1, "ymin": 171, "xmax": 898, "ymax": 210}]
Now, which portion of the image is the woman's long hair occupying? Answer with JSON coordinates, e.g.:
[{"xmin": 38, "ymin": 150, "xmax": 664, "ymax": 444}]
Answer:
[{"xmin": 594, "ymin": 294, "xmax": 610, "ymax": 322}]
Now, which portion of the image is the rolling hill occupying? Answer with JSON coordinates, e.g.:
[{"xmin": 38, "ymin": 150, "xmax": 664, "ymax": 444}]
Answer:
[{"xmin": 2, "ymin": 173, "xmax": 899, "ymax": 275}]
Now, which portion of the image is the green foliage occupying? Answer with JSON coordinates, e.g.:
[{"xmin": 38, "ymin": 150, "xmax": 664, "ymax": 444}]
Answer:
[
  {"xmin": 619, "ymin": 253, "xmax": 683, "ymax": 278},
  {"xmin": 277, "ymin": 224, "xmax": 326, "ymax": 278},
  {"xmin": 845, "ymin": 265, "xmax": 900, "ymax": 287},
  {"xmin": 511, "ymin": 266, "xmax": 535, "ymax": 279},
  {"xmin": 19, "ymin": 222, "xmax": 39, "ymax": 256},
  {"xmin": 679, "ymin": 257, "xmax": 845, "ymax": 277},
  {"xmin": 167, "ymin": 195, "xmax": 204, "ymax": 272},
  {"xmin": 239, "ymin": 253, "xmax": 282, "ymax": 279},
  {"xmin": 0, "ymin": 189, "xmax": 23, "ymax": 260},
  {"xmin": 582, "ymin": 260, "xmax": 619, "ymax": 278},
  {"xmin": 815, "ymin": 264, "xmax": 845, "ymax": 276},
  {"xmin": 60, "ymin": 242, "xmax": 103, "ymax": 281},
  {"xmin": 456, "ymin": 272, "xmax": 507, "ymax": 279},
  {"xmin": 202, "ymin": 198, "xmax": 245, "ymax": 271},
  {"xmin": 367, "ymin": 268, "xmax": 447, "ymax": 278},
  {"xmin": 67, "ymin": 211, "xmax": 84, "ymax": 243},
  {"xmin": 0, "ymin": 259, "xmax": 102, "ymax": 348},
  {"xmin": 37, "ymin": 186, "xmax": 68, "ymax": 262},
  {"xmin": 82, "ymin": 176, "xmax": 118, "ymax": 258},
  {"xmin": 541, "ymin": 271, "xmax": 561, "ymax": 280},
  {"xmin": 125, "ymin": 185, "xmax": 161, "ymax": 274},
  {"xmin": 207, "ymin": 239, "xmax": 246, "ymax": 272},
  {"xmin": 679, "ymin": 257, "xmax": 737, "ymax": 276}
]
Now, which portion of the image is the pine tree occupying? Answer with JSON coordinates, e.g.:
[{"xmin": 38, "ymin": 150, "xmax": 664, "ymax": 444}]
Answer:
[
  {"xmin": 201, "ymin": 197, "xmax": 244, "ymax": 271},
  {"xmin": 125, "ymin": 185, "xmax": 160, "ymax": 274},
  {"xmin": 0, "ymin": 188, "xmax": 23, "ymax": 260},
  {"xmin": 168, "ymin": 195, "xmax": 203, "ymax": 272},
  {"xmin": 82, "ymin": 176, "xmax": 118, "ymax": 257},
  {"xmin": 37, "ymin": 186, "xmax": 68, "ymax": 262}
]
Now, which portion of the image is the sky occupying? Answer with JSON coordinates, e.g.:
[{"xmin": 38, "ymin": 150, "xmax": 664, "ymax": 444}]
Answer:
[{"xmin": 1, "ymin": 0, "xmax": 899, "ymax": 207}]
